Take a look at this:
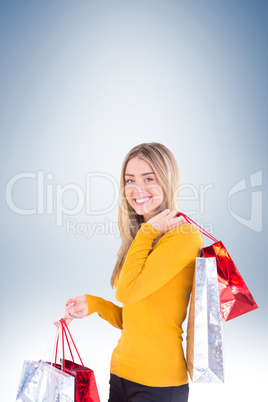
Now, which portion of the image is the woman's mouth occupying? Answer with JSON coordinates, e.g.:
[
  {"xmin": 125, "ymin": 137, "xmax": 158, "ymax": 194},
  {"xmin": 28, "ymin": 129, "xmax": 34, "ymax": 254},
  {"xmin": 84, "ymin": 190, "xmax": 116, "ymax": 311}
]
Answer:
[{"xmin": 133, "ymin": 196, "xmax": 152, "ymax": 206}]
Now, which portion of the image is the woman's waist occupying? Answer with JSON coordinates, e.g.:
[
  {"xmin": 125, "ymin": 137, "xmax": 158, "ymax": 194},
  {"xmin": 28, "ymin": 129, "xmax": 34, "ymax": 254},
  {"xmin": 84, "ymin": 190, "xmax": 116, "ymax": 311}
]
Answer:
[
  {"xmin": 122, "ymin": 302, "xmax": 187, "ymax": 333},
  {"xmin": 115, "ymin": 329, "xmax": 184, "ymax": 358},
  {"xmin": 111, "ymin": 335, "xmax": 186, "ymax": 380},
  {"xmin": 122, "ymin": 318, "xmax": 184, "ymax": 339}
]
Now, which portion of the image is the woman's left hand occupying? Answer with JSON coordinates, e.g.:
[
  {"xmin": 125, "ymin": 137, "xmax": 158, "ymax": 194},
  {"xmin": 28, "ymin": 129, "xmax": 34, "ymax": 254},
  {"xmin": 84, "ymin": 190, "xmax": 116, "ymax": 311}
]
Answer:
[{"xmin": 147, "ymin": 209, "xmax": 186, "ymax": 235}]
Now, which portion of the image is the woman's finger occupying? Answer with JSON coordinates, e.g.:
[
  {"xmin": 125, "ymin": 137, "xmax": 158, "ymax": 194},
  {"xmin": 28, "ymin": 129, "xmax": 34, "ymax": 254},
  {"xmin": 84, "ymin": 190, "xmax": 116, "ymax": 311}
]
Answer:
[
  {"xmin": 176, "ymin": 216, "xmax": 186, "ymax": 224},
  {"xmin": 174, "ymin": 217, "xmax": 186, "ymax": 227},
  {"xmin": 68, "ymin": 306, "xmax": 76, "ymax": 315},
  {"xmin": 181, "ymin": 216, "xmax": 187, "ymax": 224},
  {"xmin": 161, "ymin": 209, "xmax": 170, "ymax": 214},
  {"xmin": 68, "ymin": 306, "xmax": 83, "ymax": 316},
  {"xmin": 70, "ymin": 311, "xmax": 82, "ymax": 318},
  {"xmin": 68, "ymin": 304, "xmax": 87, "ymax": 318},
  {"xmin": 69, "ymin": 310, "xmax": 84, "ymax": 319},
  {"xmin": 168, "ymin": 210, "xmax": 177, "ymax": 217},
  {"xmin": 63, "ymin": 317, "xmax": 73, "ymax": 326},
  {"xmin": 66, "ymin": 297, "xmax": 78, "ymax": 306}
]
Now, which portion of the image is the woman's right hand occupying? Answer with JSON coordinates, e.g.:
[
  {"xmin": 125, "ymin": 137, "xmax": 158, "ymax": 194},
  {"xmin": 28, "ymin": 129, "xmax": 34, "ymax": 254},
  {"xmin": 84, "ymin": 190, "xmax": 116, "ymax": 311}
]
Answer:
[{"xmin": 54, "ymin": 295, "xmax": 88, "ymax": 327}]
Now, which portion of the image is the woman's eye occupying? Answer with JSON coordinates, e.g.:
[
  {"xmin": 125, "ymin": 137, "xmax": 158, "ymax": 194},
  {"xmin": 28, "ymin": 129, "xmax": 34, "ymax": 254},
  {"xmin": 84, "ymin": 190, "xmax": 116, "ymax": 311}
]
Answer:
[{"xmin": 125, "ymin": 177, "xmax": 153, "ymax": 184}]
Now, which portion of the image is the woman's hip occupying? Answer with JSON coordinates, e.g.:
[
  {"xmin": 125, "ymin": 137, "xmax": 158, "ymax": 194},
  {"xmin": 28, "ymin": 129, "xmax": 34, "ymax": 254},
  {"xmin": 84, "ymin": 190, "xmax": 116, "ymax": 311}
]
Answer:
[{"xmin": 108, "ymin": 374, "xmax": 189, "ymax": 402}]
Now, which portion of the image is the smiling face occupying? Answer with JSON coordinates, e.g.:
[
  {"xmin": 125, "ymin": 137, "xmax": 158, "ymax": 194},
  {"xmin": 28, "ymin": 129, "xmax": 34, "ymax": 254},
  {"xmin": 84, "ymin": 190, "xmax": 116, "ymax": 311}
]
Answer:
[{"xmin": 124, "ymin": 157, "xmax": 164, "ymax": 222}]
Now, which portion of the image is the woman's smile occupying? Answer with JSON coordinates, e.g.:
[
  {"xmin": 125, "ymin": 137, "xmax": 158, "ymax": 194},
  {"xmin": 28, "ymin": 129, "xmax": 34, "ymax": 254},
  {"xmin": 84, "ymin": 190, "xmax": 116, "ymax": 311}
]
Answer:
[{"xmin": 133, "ymin": 196, "xmax": 153, "ymax": 205}]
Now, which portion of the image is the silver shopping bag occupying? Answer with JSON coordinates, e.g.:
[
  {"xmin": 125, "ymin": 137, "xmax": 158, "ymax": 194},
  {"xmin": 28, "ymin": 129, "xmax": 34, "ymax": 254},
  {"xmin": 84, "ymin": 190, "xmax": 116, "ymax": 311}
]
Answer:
[
  {"xmin": 186, "ymin": 257, "xmax": 224, "ymax": 383},
  {"xmin": 16, "ymin": 359, "xmax": 75, "ymax": 401}
]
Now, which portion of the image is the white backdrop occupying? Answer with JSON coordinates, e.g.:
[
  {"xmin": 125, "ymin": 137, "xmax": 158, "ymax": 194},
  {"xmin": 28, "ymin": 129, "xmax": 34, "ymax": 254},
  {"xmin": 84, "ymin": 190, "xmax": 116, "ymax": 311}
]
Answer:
[{"xmin": 0, "ymin": 1, "xmax": 267, "ymax": 401}]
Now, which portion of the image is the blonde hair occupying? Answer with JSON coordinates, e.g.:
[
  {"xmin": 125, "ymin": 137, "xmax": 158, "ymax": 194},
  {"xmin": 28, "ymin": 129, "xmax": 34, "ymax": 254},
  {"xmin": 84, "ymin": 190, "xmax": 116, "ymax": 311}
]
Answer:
[{"xmin": 110, "ymin": 142, "xmax": 180, "ymax": 287}]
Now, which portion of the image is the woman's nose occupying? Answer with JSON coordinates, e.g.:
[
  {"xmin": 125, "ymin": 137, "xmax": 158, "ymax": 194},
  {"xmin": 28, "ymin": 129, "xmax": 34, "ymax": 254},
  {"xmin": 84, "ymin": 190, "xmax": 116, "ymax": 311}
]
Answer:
[{"xmin": 132, "ymin": 182, "xmax": 146, "ymax": 194}]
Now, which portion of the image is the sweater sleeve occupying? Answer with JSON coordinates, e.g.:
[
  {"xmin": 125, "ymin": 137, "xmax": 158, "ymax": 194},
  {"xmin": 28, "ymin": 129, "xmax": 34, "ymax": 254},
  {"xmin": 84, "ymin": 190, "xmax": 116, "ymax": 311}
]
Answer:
[
  {"xmin": 115, "ymin": 222, "xmax": 202, "ymax": 305},
  {"xmin": 85, "ymin": 294, "xmax": 123, "ymax": 330}
]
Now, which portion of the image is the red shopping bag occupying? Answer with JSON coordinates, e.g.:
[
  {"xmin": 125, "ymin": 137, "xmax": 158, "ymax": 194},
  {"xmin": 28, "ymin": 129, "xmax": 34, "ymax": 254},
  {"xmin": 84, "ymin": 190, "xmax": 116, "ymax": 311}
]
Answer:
[
  {"xmin": 178, "ymin": 212, "xmax": 258, "ymax": 321},
  {"xmin": 54, "ymin": 319, "xmax": 100, "ymax": 402}
]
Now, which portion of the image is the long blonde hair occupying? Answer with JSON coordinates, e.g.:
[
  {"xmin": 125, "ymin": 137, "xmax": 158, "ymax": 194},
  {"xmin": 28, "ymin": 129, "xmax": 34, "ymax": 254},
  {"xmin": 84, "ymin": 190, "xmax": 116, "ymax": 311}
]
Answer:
[{"xmin": 110, "ymin": 142, "xmax": 180, "ymax": 287}]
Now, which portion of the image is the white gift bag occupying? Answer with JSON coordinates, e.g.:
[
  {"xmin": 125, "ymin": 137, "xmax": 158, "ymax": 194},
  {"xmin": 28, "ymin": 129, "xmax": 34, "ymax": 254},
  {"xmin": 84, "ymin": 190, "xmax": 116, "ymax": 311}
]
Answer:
[
  {"xmin": 16, "ymin": 359, "xmax": 75, "ymax": 401},
  {"xmin": 186, "ymin": 257, "xmax": 224, "ymax": 383}
]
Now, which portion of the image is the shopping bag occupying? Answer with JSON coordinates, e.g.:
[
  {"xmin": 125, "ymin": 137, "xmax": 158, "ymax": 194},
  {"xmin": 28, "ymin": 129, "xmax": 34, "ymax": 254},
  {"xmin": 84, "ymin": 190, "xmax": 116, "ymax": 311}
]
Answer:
[
  {"xmin": 16, "ymin": 359, "xmax": 75, "ymax": 401},
  {"xmin": 202, "ymin": 241, "xmax": 258, "ymax": 321},
  {"xmin": 53, "ymin": 319, "xmax": 100, "ymax": 402},
  {"xmin": 178, "ymin": 212, "xmax": 258, "ymax": 321},
  {"xmin": 186, "ymin": 257, "xmax": 224, "ymax": 383},
  {"xmin": 60, "ymin": 359, "xmax": 100, "ymax": 402}
]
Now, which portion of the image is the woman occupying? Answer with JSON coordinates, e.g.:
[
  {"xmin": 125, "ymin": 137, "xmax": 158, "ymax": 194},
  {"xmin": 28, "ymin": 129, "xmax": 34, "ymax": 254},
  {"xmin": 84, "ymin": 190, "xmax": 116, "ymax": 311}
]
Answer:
[{"xmin": 57, "ymin": 142, "xmax": 202, "ymax": 402}]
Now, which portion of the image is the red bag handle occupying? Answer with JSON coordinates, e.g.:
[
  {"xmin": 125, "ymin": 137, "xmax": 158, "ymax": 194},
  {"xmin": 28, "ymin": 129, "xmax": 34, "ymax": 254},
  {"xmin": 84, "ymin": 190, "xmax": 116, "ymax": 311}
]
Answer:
[
  {"xmin": 60, "ymin": 319, "xmax": 84, "ymax": 366},
  {"xmin": 177, "ymin": 212, "xmax": 218, "ymax": 243},
  {"xmin": 61, "ymin": 323, "xmax": 75, "ymax": 362},
  {"xmin": 54, "ymin": 319, "xmax": 84, "ymax": 370}
]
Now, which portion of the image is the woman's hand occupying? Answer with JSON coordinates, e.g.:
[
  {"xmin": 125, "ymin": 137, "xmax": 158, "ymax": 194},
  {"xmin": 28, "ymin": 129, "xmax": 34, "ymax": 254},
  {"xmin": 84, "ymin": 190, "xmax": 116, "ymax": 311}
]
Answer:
[
  {"xmin": 54, "ymin": 295, "xmax": 88, "ymax": 327},
  {"xmin": 147, "ymin": 209, "xmax": 186, "ymax": 235}
]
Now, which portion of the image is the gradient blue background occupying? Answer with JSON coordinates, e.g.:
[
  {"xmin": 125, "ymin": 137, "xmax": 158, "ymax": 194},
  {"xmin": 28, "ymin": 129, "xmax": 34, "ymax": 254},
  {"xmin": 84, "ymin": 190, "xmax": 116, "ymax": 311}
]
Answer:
[{"xmin": 1, "ymin": 1, "xmax": 267, "ymax": 400}]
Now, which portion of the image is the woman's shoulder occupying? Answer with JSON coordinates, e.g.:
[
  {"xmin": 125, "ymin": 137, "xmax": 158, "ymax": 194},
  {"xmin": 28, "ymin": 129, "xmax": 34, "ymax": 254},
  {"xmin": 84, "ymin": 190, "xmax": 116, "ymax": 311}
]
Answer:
[
  {"xmin": 152, "ymin": 223, "xmax": 202, "ymax": 256},
  {"xmin": 161, "ymin": 223, "xmax": 202, "ymax": 247},
  {"xmin": 167, "ymin": 223, "xmax": 201, "ymax": 237}
]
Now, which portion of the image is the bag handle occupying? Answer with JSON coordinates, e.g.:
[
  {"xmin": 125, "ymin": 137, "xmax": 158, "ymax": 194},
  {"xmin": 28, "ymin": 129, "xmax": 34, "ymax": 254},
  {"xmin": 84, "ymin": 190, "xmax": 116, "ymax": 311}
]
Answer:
[
  {"xmin": 60, "ymin": 319, "xmax": 84, "ymax": 366},
  {"xmin": 54, "ymin": 319, "xmax": 84, "ymax": 369},
  {"xmin": 54, "ymin": 323, "xmax": 66, "ymax": 371},
  {"xmin": 177, "ymin": 212, "xmax": 218, "ymax": 243},
  {"xmin": 61, "ymin": 322, "xmax": 75, "ymax": 362}
]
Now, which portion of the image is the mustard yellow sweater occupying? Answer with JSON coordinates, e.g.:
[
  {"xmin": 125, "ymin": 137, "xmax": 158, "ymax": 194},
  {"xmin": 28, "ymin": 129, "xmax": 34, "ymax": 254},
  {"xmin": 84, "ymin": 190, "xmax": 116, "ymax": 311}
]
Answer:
[{"xmin": 86, "ymin": 222, "xmax": 202, "ymax": 387}]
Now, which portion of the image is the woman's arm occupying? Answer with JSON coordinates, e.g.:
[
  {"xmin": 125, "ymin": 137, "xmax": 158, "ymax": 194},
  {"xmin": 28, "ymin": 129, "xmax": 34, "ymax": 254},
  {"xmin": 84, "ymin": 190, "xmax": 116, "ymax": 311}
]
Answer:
[
  {"xmin": 85, "ymin": 294, "xmax": 123, "ymax": 329},
  {"xmin": 115, "ymin": 222, "xmax": 202, "ymax": 305},
  {"xmin": 55, "ymin": 295, "xmax": 123, "ymax": 329}
]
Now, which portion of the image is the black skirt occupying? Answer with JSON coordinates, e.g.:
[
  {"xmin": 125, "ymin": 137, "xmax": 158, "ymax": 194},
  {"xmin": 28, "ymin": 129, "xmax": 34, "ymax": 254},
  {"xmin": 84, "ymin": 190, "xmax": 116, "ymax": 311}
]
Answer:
[{"xmin": 108, "ymin": 374, "xmax": 189, "ymax": 402}]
